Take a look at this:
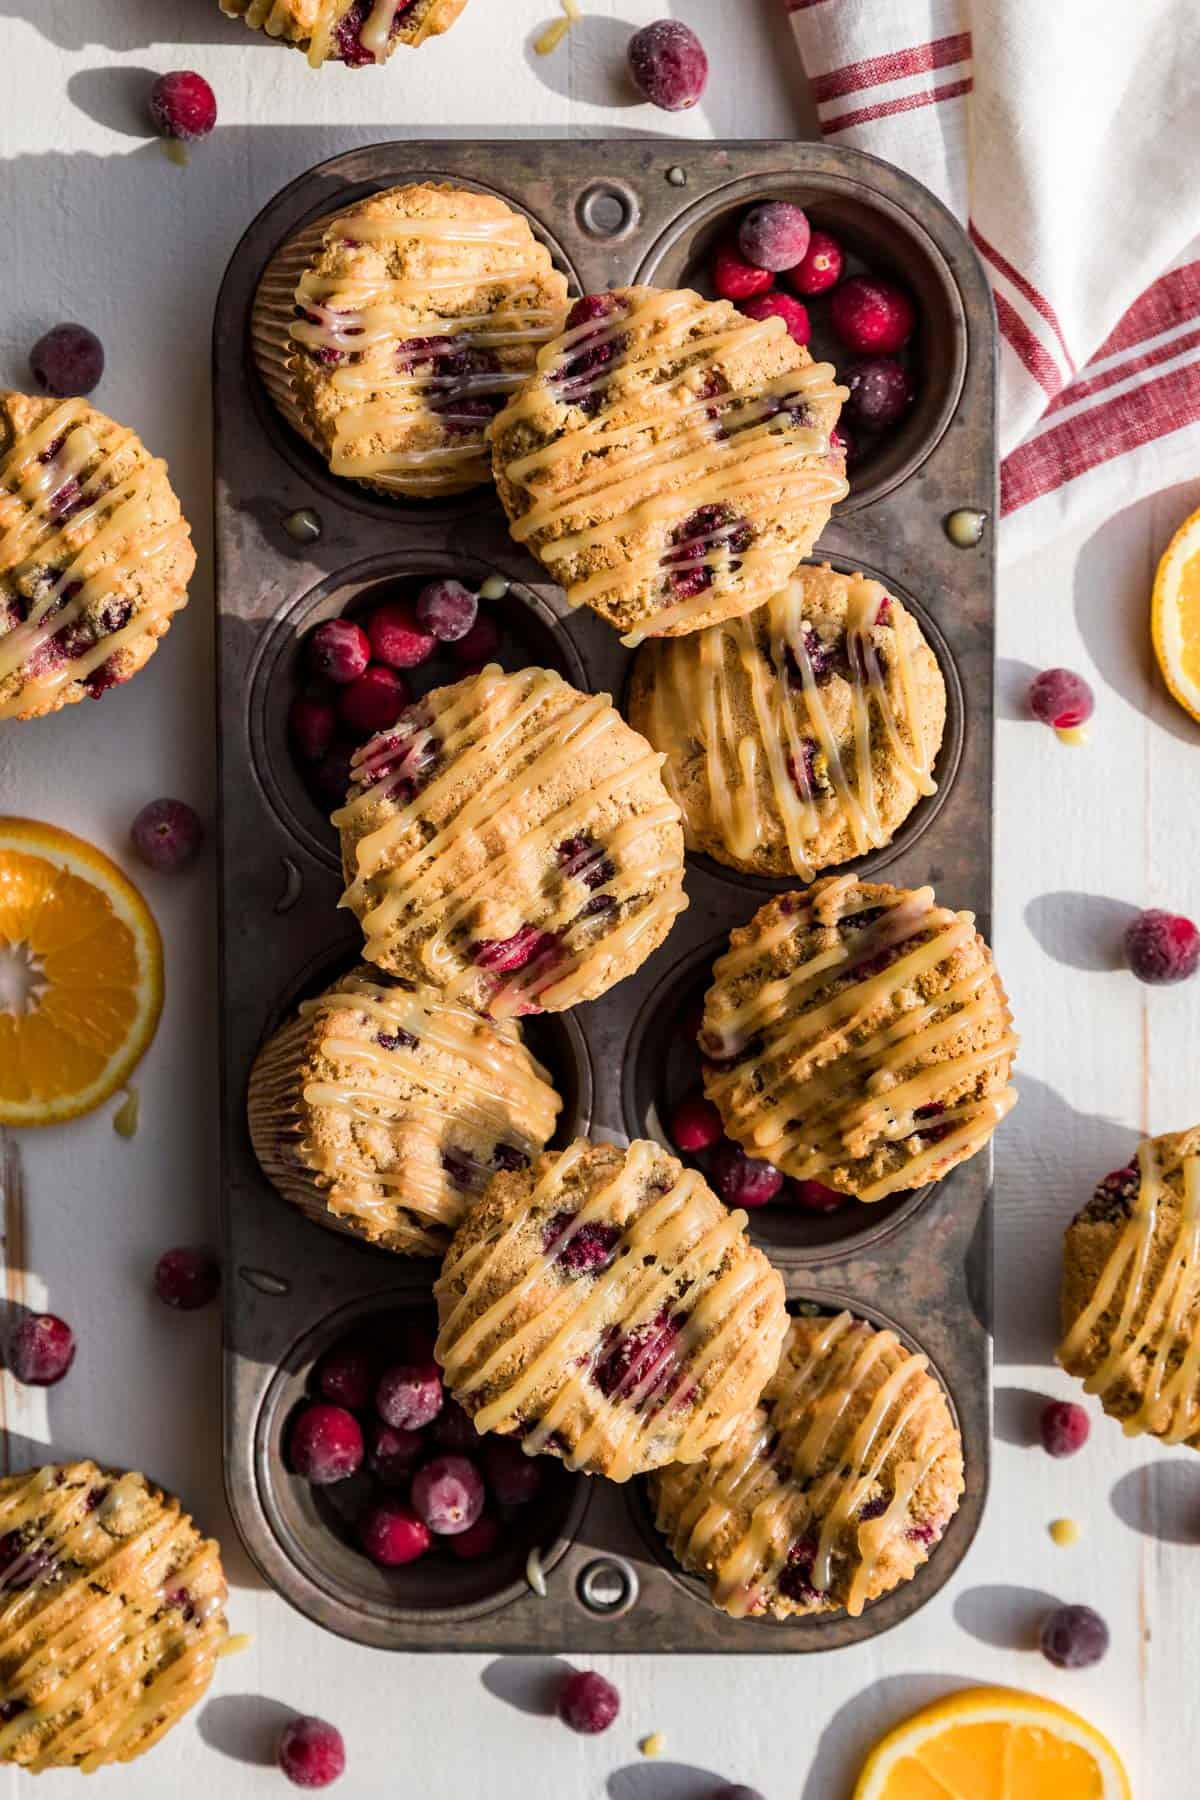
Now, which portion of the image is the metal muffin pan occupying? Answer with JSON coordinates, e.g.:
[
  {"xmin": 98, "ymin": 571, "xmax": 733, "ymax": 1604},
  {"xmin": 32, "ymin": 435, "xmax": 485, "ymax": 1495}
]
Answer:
[{"xmin": 213, "ymin": 139, "xmax": 997, "ymax": 1652}]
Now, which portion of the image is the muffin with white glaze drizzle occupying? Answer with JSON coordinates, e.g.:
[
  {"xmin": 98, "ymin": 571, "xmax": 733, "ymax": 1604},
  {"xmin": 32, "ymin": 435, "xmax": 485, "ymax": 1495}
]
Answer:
[
  {"xmin": 0, "ymin": 1462, "xmax": 229, "ymax": 1772},
  {"xmin": 701, "ymin": 876, "xmax": 1017, "ymax": 1199},
  {"xmin": 490, "ymin": 286, "xmax": 848, "ymax": 645},
  {"xmin": 1059, "ymin": 1124, "xmax": 1200, "ymax": 1446},
  {"xmin": 247, "ymin": 965, "xmax": 562, "ymax": 1256},
  {"xmin": 251, "ymin": 184, "xmax": 568, "ymax": 498},
  {"xmin": 334, "ymin": 664, "xmax": 688, "ymax": 1019},
  {"xmin": 434, "ymin": 1138, "xmax": 789, "ymax": 1481},
  {"xmin": 0, "ymin": 392, "xmax": 194, "ymax": 722},
  {"xmin": 650, "ymin": 1311, "xmax": 964, "ymax": 1620},
  {"xmin": 628, "ymin": 564, "xmax": 946, "ymax": 879},
  {"xmin": 218, "ymin": 0, "xmax": 469, "ymax": 65}
]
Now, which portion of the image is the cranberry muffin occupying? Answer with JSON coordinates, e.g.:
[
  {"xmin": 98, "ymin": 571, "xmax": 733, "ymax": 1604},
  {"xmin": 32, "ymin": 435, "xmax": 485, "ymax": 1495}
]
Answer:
[
  {"xmin": 247, "ymin": 966, "xmax": 562, "ymax": 1256},
  {"xmin": 0, "ymin": 1462, "xmax": 229, "ymax": 1772},
  {"xmin": 1059, "ymin": 1124, "xmax": 1200, "ymax": 1446},
  {"xmin": 252, "ymin": 184, "xmax": 568, "ymax": 498},
  {"xmin": 335, "ymin": 664, "xmax": 688, "ymax": 1018},
  {"xmin": 701, "ymin": 877, "xmax": 1017, "ymax": 1200},
  {"xmin": 651, "ymin": 1311, "xmax": 964, "ymax": 1619},
  {"xmin": 434, "ymin": 1138, "xmax": 789, "ymax": 1481},
  {"xmin": 628, "ymin": 564, "xmax": 946, "ymax": 879},
  {"xmin": 219, "ymin": 0, "xmax": 468, "ymax": 64},
  {"xmin": 0, "ymin": 392, "xmax": 194, "ymax": 721}
]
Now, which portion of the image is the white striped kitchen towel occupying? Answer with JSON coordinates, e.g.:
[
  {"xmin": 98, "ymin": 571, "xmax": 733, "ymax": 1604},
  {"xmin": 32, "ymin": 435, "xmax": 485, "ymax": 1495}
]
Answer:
[{"xmin": 786, "ymin": 0, "xmax": 1200, "ymax": 559}]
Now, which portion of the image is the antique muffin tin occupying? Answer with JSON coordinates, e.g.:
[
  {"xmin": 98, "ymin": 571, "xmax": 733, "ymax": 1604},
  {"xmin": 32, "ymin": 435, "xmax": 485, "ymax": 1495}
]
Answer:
[{"xmin": 213, "ymin": 139, "xmax": 997, "ymax": 1652}]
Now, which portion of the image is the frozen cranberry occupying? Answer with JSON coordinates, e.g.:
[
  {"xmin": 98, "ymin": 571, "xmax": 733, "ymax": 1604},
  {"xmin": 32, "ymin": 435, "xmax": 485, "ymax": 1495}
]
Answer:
[
  {"xmin": 669, "ymin": 1092, "xmax": 723, "ymax": 1152},
  {"xmin": 787, "ymin": 1179, "xmax": 848, "ymax": 1213},
  {"xmin": 154, "ymin": 1247, "xmax": 220, "ymax": 1310},
  {"xmin": 1125, "ymin": 909, "xmax": 1200, "ymax": 985},
  {"xmin": 365, "ymin": 1421, "xmax": 423, "ymax": 1487},
  {"xmin": 558, "ymin": 1669, "xmax": 620, "ymax": 1735},
  {"xmin": 289, "ymin": 695, "xmax": 336, "ymax": 763},
  {"xmin": 740, "ymin": 292, "xmax": 810, "ymax": 346},
  {"xmin": 5, "ymin": 1313, "xmax": 75, "ymax": 1387},
  {"xmin": 1040, "ymin": 1399, "xmax": 1090, "ymax": 1457},
  {"xmin": 788, "ymin": 230, "xmax": 844, "ymax": 297},
  {"xmin": 433, "ymin": 1399, "xmax": 479, "ymax": 1453},
  {"xmin": 376, "ymin": 1360, "xmax": 443, "ymax": 1431},
  {"xmin": 277, "ymin": 1714, "xmax": 346, "ymax": 1788},
  {"xmin": 358, "ymin": 1497, "xmax": 431, "ymax": 1567},
  {"xmin": 308, "ymin": 619, "xmax": 369, "ymax": 685},
  {"xmin": 712, "ymin": 239, "xmax": 775, "ymax": 303},
  {"xmin": 738, "ymin": 203, "xmax": 811, "ymax": 274},
  {"xmin": 337, "ymin": 665, "xmax": 408, "ymax": 738},
  {"xmin": 415, "ymin": 579, "xmax": 477, "ymax": 644},
  {"xmin": 316, "ymin": 1342, "xmax": 374, "ymax": 1411},
  {"xmin": 1040, "ymin": 1603, "xmax": 1109, "ymax": 1669},
  {"xmin": 310, "ymin": 744, "xmax": 355, "ymax": 808},
  {"xmin": 287, "ymin": 1404, "xmax": 363, "ymax": 1485},
  {"xmin": 365, "ymin": 601, "xmax": 436, "ymax": 670},
  {"xmin": 842, "ymin": 357, "xmax": 914, "ymax": 431},
  {"xmin": 149, "ymin": 71, "xmax": 217, "ymax": 142},
  {"xmin": 130, "ymin": 798, "xmax": 204, "ymax": 872},
  {"xmin": 627, "ymin": 19, "xmax": 708, "ymax": 111},
  {"xmin": 411, "ymin": 1455, "xmax": 486, "ymax": 1536},
  {"xmin": 29, "ymin": 324, "xmax": 104, "ymax": 398},
  {"xmin": 830, "ymin": 276, "xmax": 916, "ymax": 354},
  {"xmin": 482, "ymin": 1437, "xmax": 544, "ymax": 1507},
  {"xmin": 711, "ymin": 1143, "xmax": 783, "ymax": 1208},
  {"xmin": 1028, "ymin": 667, "xmax": 1095, "ymax": 730},
  {"xmin": 448, "ymin": 1514, "xmax": 500, "ymax": 1560},
  {"xmin": 450, "ymin": 614, "xmax": 501, "ymax": 666}
]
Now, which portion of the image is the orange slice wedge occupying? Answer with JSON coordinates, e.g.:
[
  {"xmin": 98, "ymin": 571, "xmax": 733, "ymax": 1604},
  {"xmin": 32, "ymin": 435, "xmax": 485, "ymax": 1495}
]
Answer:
[
  {"xmin": 1152, "ymin": 504, "xmax": 1200, "ymax": 724},
  {"xmin": 853, "ymin": 1685, "xmax": 1130, "ymax": 1800},
  {"xmin": 0, "ymin": 818, "xmax": 163, "ymax": 1125}
]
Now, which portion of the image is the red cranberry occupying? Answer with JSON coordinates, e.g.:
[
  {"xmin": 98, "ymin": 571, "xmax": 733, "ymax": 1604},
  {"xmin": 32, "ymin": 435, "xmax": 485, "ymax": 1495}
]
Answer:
[
  {"xmin": 130, "ymin": 798, "xmax": 204, "ymax": 872},
  {"xmin": 402, "ymin": 1319, "xmax": 438, "ymax": 1362},
  {"xmin": 1028, "ymin": 667, "xmax": 1095, "ymax": 730},
  {"xmin": 711, "ymin": 1143, "xmax": 783, "ymax": 1209},
  {"xmin": 411, "ymin": 1455, "xmax": 486, "ymax": 1536},
  {"xmin": 593, "ymin": 1309, "xmax": 681, "ymax": 1399},
  {"xmin": 740, "ymin": 292, "xmax": 810, "ymax": 346},
  {"xmin": 451, "ymin": 615, "xmax": 501, "ymax": 666},
  {"xmin": 337, "ymin": 665, "xmax": 408, "ymax": 738},
  {"xmin": 1040, "ymin": 1400, "xmax": 1090, "ymax": 1458},
  {"xmin": 154, "ymin": 1247, "xmax": 220, "ymax": 1310},
  {"xmin": 842, "ymin": 357, "xmax": 914, "ymax": 431},
  {"xmin": 367, "ymin": 1421, "xmax": 424, "ymax": 1487},
  {"xmin": 738, "ymin": 202, "xmax": 811, "ymax": 274},
  {"xmin": 1125, "ymin": 909, "xmax": 1200, "ymax": 985},
  {"xmin": 830, "ymin": 276, "xmax": 916, "ymax": 354},
  {"xmin": 558, "ymin": 1669, "xmax": 620, "ymax": 1735},
  {"xmin": 308, "ymin": 619, "xmax": 370, "ymax": 686},
  {"xmin": 289, "ymin": 695, "xmax": 336, "ymax": 763},
  {"xmin": 668, "ymin": 1092, "xmax": 723, "ymax": 1152},
  {"xmin": 433, "ymin": 1399, "xmax": 480, "ymax": 1453},
  {"xmin": 482, "ymin": 1437, "xmax": 544, "ymax": 1507},
  {"xmin": 1040, "ymin": 1603, "xmax": 1109, "ymax": 1669},
  {"xmin": 29, "ymin": 324, "xmax": 104, "ymax": 398},
  {"xmin": 288, "ymin": 1403, "xmax": 363, "ymax": 1485},
  {"xmin": 5, "ymin": 1313, "xmax": 75, "ymax": 1387},
  {"xmin": 149, "ymin": 71, "xmax": 217, "ymax": 142},
  {"xmin": 627, "ymin": 19, "xmax": 708, "ymax": 111},
  {"xmin": 788, "ymin": 230, "xmax": 844, "ymax": 296},
  {"xmin": 376, "ymin": 1360, "xmax": 443, "ymax": 1431},
  {"xmin": 365, "ymin": 601, "xmax": 436, "ymax": 670},
  {"xmin": 358, "ymin": 1497, "xmax": 431, "ymax": 1567},
  {"xmin": 277, "ymin": 1714, "xmax": 346, "ymax": 1789},
  {"xmin": 712, "ymin": 239, "xmax": 775, "ymax": 303},
  {"xmin": 787, "ymin": 1179, "xmax": 848, "ymax": 1213},
  {"xmin": 448, "ymin": 1514, "xmax": 500, "ymax": 1560},
  {"xmin": 415, "ymin": 579, "xmax": 477, "ymax": 644},
  {"xmin": 316, "ymin": 1342, "xmax": 374, "ymax": 1411}
]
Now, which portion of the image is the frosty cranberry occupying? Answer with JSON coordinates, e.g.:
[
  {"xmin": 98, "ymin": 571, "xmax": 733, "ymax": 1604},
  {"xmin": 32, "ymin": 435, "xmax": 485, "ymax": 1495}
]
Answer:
[
  {"xmin": 289, "ymin": 695, "xmax": 336, "ymax": 763},
  {"xmin": 1125, "ymin": 909, "xmax": 1200, "ymax": 985},
  {"xmin": 788, "ymin": 230, "xmax": 844, "ymax": 297},
  {"xmin": 415, "ymin": 579, "xmax": 477, "ymax": 644},
  {"xmin": 5, "ymin": 1313, "xmax": 75, "ymax": 1387},
  {"xmin": 154, "ymin": 1247, "xmax": 220, "ymax": 1310},
  {"xmin": 310, "ymin": 744, "xmax": 355, "ymax": 808},
  {"xmin": 287, "ymin": 1404, "xmax": 363, "ymax": 1485},
  {"xmin": 1040, "ymin": 1399, "xmax": 1090, "ymax": 1458},
  {"xmin": 358, "ymin": 1496, "xmax": 431, "ymax": 1568},
  {"xmin": 375, "ymin": 1360, "xmax": 443, "ymax": 1431},
  {"xmin": 830, "ymin": 276, "xmax": 916, "ymax": 354},
  {"xmin": 668, "ymin": 1092, "xmax": 723, "ymax": 1152},
  {"xmin": 363, "ymin": 1422, "xmax": 421, "ymax": 1489},
  {"xmin": 842, "ymin": 357, "xmax": 914, "ymax": 431},
  {"xmin": 411, "ymin": 1454, "xmax": 486, "ymax": 1536},
  {"xmin": 29, "ymin": 324, "xmax": 104, "ymax": 398},
  {"xmin": 449, "ymin": 1514, "xmax": 500, "ymax": 1560},
  {"xmin": 740, "ymin": 292, "xmax": 810, "ymax": 347},
  {"xmin": 277, "ymin": 1714, "xmax": 346, "ymax": 1788},
  {"xmin": 129, "ymin": 798, "xmax": 204, "ymax": 872},
  {"xmin": 433, "ymin": 1399, "xmax": 479, "ymax": 1453},
  {"xmin": 787, "ymin": 1179, "xmax": 848, "ymax": 1213},
  {"xmin": 1040, "ymin": 1603, "xmax": 1109, "ymax": 1669},
  {"xmin": 471, "ymin": 924, "xmax": 560, "ymax": 974},
  {"xmin": 316, "ymin": 1342, "xmax": 374, "ymax": 1411},
  {"xmin": 365, "ymin": 601, "xmax": 436, "ymax": 670},
  {"xmin": 1028, "ymin": 667, "xmax": 1094, "ymax": 730},
  {"xmin": 451, "ymin": 614, "xmax": 501, "ymax": 666},
  {"xmin": 627, "ymin": 19, "xmax": 708, "ymax": 111},
  {"xmin": 308, "ymin": 619, "xmax": 369, "ymax": 685},
  {"xmin": 712, "ymin": 239, "xmax": 775, "ymax": 303},
  {"xmin": 482, "ymin": 1437, "xmax": 544, "ymax": 1507},
  {"xmin": 738, "ymin": 203, "xmax": 811, "ymax": 274},
  {"xmin": 337, "ymin": 665, "xmax": 408, "ymax": 738},
  {"xmin": 558, "ymin": 1669, "xmax": 620, "ymax": 1735},
  {"xmin": 711, "ymin": 1143, "xmax": 783, "ymax": 1209},
  {"xmin": 149, "ymin": 70, "xmax": 217, "ymax": 141}
]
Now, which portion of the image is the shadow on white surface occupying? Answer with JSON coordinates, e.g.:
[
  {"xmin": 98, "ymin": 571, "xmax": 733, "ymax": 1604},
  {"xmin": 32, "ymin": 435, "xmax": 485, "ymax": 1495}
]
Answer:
[
  {"xmin": 1110, "ymin": 1460, "xmax": 1200, "ymax": 1545},
  {"xmin": 994, "ymin": 654, "xmax": 1041, "ymax": 722},
  {"xmin": 607, "ymin": 1761, "xmax": 725, "ymax": 1800},
  {"xmin": 66, "ymin": 66, "xmax": 162, "ymax": 138},
  {"xmin": 796, "ymin": 1672, "xmax": 979, "ymax": 1800},
  {"xmin": 481, "ymin": 1654, "xmax": 571, "ymax": 1718},
  {"xmin": 952, "ymin": 1582, "xmax": 1059, "ymax": 1651},
  {"xmin": 1023, "ymin": 890, "xmax": 1140, "ymax": 972},
  {"xmin": 992, "ymin": 1382, "xmax": 1053, "ymax": 1447},
  {"xmin": 524, "ymin": 14, "xmax": 643, "ymax": 109},
  {"xmin": 1, "ymin": 0, "xmax": 253, "ymax": 51},
  {"xmin": 197, "ymin": 1692, "xmax": 295, "ymax": 1766}
]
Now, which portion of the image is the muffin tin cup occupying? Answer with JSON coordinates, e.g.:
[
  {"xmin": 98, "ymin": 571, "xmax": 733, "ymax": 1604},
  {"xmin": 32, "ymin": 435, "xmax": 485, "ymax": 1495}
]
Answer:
[{"xmin": 215, "ymin": 139, "xmax": 997, "ymax": 1653}]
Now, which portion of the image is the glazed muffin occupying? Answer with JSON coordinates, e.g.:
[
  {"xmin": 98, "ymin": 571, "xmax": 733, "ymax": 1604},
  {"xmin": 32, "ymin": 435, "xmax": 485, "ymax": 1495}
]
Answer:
[
  {"xmin": 0, "ymin": 392, "xmax": 194, "ymax": 722},
  {"xmin": 490, "ymin": 287, "xmax": 848, "ymax": 645},
  {"xmin": 1059, "ymin": 1125, "xmax": 1200, "ymax": 1446},
  {"xmin": 701, "ymin": 876, "xmax": 1017, "ymax": 1199},
  {"xmin": 219, "ymin": 0, "xmax": 468, "ymax": 64},
  {"xmin": 651, "ymin": 1311, "xmax": 964, "ymax": 1619},
  {"xmin": 247, "ymin": 965, "xmax": 562, "ymax": 1256},
  {"xmin": 628, "ymin": 564, "xmax": 946, "ymax": 879},
  {"xmin": 335, "ymin": 664, "xmax": 688, "ymax": 1018},
  {"xmin": 0, "ymin": 1462, "xmax": 228, "ymax": 1772},
  {"xmin": 252, "ymin": 184, "xmax": 568, "ymax": 497},
  {"xmin": 434, "ymin": 1138, "xmax": 789, "ymax": 1481}
]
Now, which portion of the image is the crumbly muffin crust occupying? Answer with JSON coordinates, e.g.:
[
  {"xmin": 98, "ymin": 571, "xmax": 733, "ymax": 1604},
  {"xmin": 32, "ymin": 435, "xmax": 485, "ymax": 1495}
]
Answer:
[
  {"xmin": 0, "ymin": 1462, "xmax": 228, "ymax": 1772},
  {"xmin": 701, "ymin": 877, "xmax": 1017, "ymax": 1199},
  {"xmin": 1060, "ymin": 1125, "xmax": 1200, "ymax": 1445},
  {"xmin": 335, "ymin": 665, "xmax": 688, "ymax": 1018},
  {"xmin": 252, "ymin": 183, "xmax": 567, "ymax": 497},
  {"xmin": 651, "ymin": 1311, "xmax": 964, "ymax": 1619},
  {"xmin": 219, "ymin": 0, "xmax": 468, "ymax": 64},
  {"xmin": 628, "ymin": 564, "xmax": 947, "ymax": 878},
  {"xmin": 0, "ymin": 392, "xmax": 194, "ymax": 721},
  {"xmin": 247, "ymin": 965, "xmax": 562, "ymax": 1256},
  {"xmin": 434, "ymin": 1138, "xmax": 789, "ymax": 1481},
  {"xmin": 490, "ymin": 286, "xmax": 847, "ymax": 644}
]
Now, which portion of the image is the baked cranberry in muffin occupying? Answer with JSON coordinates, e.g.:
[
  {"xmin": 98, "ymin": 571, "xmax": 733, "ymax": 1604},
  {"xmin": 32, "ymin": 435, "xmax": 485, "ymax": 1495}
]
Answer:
[{"xmin": 218, "ymin": 0, "xmax": 469, "ymax": 65}]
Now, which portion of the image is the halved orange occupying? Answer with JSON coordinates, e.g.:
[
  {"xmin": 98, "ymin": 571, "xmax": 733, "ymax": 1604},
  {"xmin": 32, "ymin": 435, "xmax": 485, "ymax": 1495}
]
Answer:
[
  {"xmin": 853, "ymin": 1685, "xmax": 1130, "ymax": 1800},
  {"xmin": 0, "ymin": 818, "xmax": 163, "ymax": 1125},
  {"xmin": 1152, "ymin": 504, "xmax": 1200, "ymax": 724}
]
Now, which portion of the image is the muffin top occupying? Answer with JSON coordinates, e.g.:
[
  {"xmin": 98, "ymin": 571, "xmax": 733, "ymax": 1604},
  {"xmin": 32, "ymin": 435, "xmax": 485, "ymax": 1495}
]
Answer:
[
  {"xmin": 628, "ymin": 564, "xmax": 947, "ymax": 878},
  {"xmin": 1060, "ymin": 1125, "xmax": 1200, "ymax": 1445},
  {"xmin": 0, "ymin": 391, "xmax": 194, "ymax": 721},
  {"xmin": 335, "ymin": 664, "xmax": 688, "ymax": 1017},
  {"xmin": 220, "ymin": 0, "xmax": 469, "ymax": 64},
  {"xmin": 0, "ymin": 1462, "xmax": 228, "ymax": 1772},
  {"xmin": 434, "ymin": 1138, "xmax": 789, "ymax": 1481},
  {"xmin": 490, "ymin": 286, "xmax": 847, "ymax": 644},
  {"xmin": 263, "ymin": 183, "xmax": 567, "ymax": 495},
  {"xmin": 701, "ymin": 877, "xmax": 1017, "ymax": 1198},
  {"xmin": 248, "ymin": 966, "xmax": 562, "ymax": 1255},
  {"xmin": 651, "ymin": 1311, "xmax": 964, "ymax": 1619}
]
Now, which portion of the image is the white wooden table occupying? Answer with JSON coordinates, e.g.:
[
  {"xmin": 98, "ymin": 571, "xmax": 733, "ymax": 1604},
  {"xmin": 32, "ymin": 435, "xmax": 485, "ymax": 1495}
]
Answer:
[{"xmin": 1, "ymin": 2, "xmax": 1197, "ymax": 1792}]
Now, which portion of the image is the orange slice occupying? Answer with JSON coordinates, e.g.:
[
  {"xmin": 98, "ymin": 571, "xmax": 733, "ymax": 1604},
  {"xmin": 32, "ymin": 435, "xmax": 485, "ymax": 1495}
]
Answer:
[
  {"xmin": 0, "ymin": 818, "xmax": 163, "ymax": 1125},
  {"xmin": 853, "ymin": 1685, "xmax": 1130, "ymax": 1800},
  {"xmin": 1152, "ymin": 504, "xmax": 1200, "ymax": 724}
]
